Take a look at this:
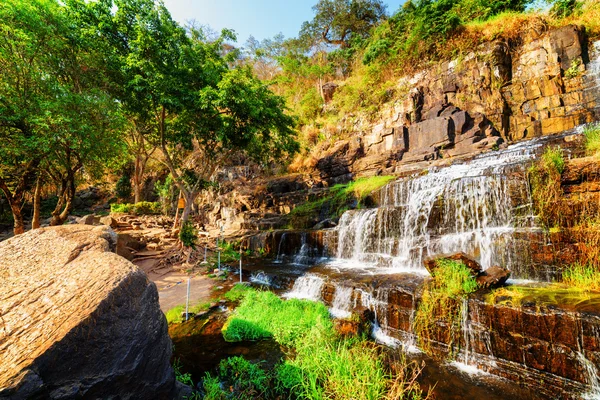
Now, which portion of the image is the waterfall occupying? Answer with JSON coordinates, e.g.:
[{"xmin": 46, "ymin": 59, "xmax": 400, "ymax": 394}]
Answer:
[
  {"xmin": 329, "ymin": 285, "xmax": 354, "ymax": 318},
  {"xmin": 274, "ymin": 232, "xmax": 287, "ymax": 263},
  {"xmin": 292, "ymin": 233, "xmax": 311, "ymax": 265},
  {"xmin": 335, "ymin": 140, "xmax": 542, "ymax": 274},
  {"xmin": 284, "ymin": 273, "xmax": 324, "ymax": 301}
]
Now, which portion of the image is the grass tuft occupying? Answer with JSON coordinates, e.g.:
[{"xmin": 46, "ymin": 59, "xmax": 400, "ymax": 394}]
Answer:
[
  {"xmin": 165, "ymin": 301, "xmax": 210, "ymax": 324},
  {"xmin": 584, "ymin": 123, "xmax": 600, "ymax": 157},
  {"xmin": 413, "ymin": 258, "xmax": 478, "ymax": 357},
  {"xmin": 562, "ymin": 263, "xmax": 600, "ymax": 292}
]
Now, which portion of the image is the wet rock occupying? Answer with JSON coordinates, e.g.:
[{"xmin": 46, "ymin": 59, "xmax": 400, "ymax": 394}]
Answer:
[
  {"xmin": 0, "ymin": 225, "xmax": 177, "ymax": 399},
  {"xmin": 476, "ymin": 265, "xmax": 510, "ymax": 288},
  {"xmin": 312, "ymin": 219, "xmax": 337, "ymax": 230},
  {"xmin": 423, "ymin": 252, "xmax": 483, "ymax": 276}
]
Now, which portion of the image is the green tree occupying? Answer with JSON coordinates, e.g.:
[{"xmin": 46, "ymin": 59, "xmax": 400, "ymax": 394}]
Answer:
[
  {"xmin": 0, "ymin": 0, "xmax": 126, "ymax": 233},
  {"xmin": 299, "ymin": 0, "xmax": 387, "ymax": 48},
  {"xmin": 76, "ymin": 0, "xmax": 298, "ymax": 224}
]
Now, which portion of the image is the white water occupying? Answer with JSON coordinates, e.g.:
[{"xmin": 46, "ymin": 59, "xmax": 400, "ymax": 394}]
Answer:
[
  {"xmin": 329, "ymin": 285, "xmax": 354, "ymax": 318},
  {"xmin": 578, "ymin": 351, "xmax": 600, "ymax": 400},
  {"xmin": 335, "ymin": 139, "xmax": 542, "ymax": 274},
  {"xmin": 249, "ymin": 271, "xmax": 273, "ymax": 286},
  {"xmin": 284, "ymin": 273, "xmax": 324, "ymax": 301}
]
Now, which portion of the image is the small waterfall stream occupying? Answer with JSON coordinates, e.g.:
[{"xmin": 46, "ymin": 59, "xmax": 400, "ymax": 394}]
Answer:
[
  {"xmin": 335, "ymin": 139, "xmax": 542, "ymax": 275},
  {"xmin": 284, "ymin": 273, "xmax": 324, "ymax": 301}
]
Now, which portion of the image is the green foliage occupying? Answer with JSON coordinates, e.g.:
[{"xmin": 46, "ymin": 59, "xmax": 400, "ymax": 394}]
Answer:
[
  {"xmin": 362, "ymin": 0, "xmax": 529, "ymax": 67},
  {"xmin": 218, "ymin": 357, "xmax": 270, "ymax": 399},
  {"xmin": 165, "ymin": 301, "xmax": 210, "ymax": 324},
  {"xmin": 547, "ymin": 0, "xmax": 581, "ymax": 18},
  {"xmin": 299, "ymin": 87, "xmax": 324, "ymax": 123},
  {"xmin": 202, "ymin": 375, "xmax": 225, "ymax": 400},
  {"xmin": 562, "ymin": 263, "xmax": 600, "ymax": 292},
  {"xmin": 180, "ymin": 221, "xmax": 198, "ymax": 249},
  {"xmin": 217, "ymin": 286, "xmax": 424, "ymax": 400},
  {"xmin": 413, "ymin": 258, "xmax": 478, "ymax": 357},
  {"xmin": 223, "ymin": 284, "xmax": 253, "ymax": 302},
  {"xmin": 584, "ymin": 124, "xmax": 600, "ymax": 157},
  {"xmin": 155, "ymin": 174, "xmax": 176, "ymax": 215},
  {"xmin": 222, "ymin": 289, "xmax": 333, "ymax": 346},
  {"xmin": 528, "ymin": 146, "xmax": 565, "ymax": 228},
  {"xmin": 289, "ymin": 175, "xmax": 395, "ymax": 229},
  {"xmin": 564, "ymin": 58, "xmax": 582, "ymax": 78},
  {"xmin": 173, "ymin": 358, "xmax": 194, "ymax": 386},
  {"xmin": 115, "ymin": 174, "xmax": 132, "ymax": 200},
  {"xmin": 110, "ymin": 201, "xmax": 161, "ymax": 215},
  {"xmin": 300, "ymin": 0, "xmax": 387, "ymax": 48},
  {"xmin": 432, "ymin": 258, "xmax": 479, "ymax": 297}
]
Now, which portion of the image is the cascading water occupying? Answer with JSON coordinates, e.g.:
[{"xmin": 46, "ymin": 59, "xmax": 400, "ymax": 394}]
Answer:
[
  {"xmin": 335, "ymin": 139, "xmax": 543, "ymax": 277},
  {"xmin": 329, "ymin": 285, "xmax": 354, "ymax": 318},
  {"xmin": 274, "ymin": 232, "xmax": 288, "ymax": 263},
  {"xmin": 284, "ymin": 273, "xmax": 324, "ymax": 301}
]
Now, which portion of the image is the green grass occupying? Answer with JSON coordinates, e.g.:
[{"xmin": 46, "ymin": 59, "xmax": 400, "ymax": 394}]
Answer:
[
  {"xmin": 541, "ymin": 146, "xmax": 565, "ymax": 174},
  {"xmin": 222, "ymin": 290, "xmax": 333, "ymax": 346},
  {"xmin": 413, "ymin": 258, "xmax": 478, "ymax": 357},
  {"xmin": 222, "ymin": 283, "xmax": 253, "ymax": 302},
  {"xmin": 562, "ymin": 263, "xmax": 600, "ymax": 292},
  {"xmin": 165, "ymin": 301, "xmax": 211, "ymax": 324},
  {"xmin": 289, "ymin": 175, "xmax": 395, "ymax": 229},
  {"xmin": 209, "ymin": 287, "xmax": 424, "ymax": 400},
  {"xmin": 584, "ymin": 123, "xmax": 600, "ymax": 157}
]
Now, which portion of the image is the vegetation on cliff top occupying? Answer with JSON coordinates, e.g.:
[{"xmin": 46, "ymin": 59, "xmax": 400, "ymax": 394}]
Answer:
[{"xmin": 289, "ymin": 175, "xmax": 395, "ymax": 229}]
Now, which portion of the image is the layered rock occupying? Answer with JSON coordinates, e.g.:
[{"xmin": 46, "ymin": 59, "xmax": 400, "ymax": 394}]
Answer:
[
  {"xmin": 0, "ymin": 225, "xmax": 177, "ymax": 399},
  {"xmin": 311, "ymin": 25, "xmax": 600, "ymax": 182}
]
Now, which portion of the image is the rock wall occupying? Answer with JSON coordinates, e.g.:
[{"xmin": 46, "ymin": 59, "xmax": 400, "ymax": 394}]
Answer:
[
  {"xmin": 313, "ymin": 25, "xmax": 600, "ymax": 183},
  {"xmin": 0, "ymin": 225, "xmax": 178, "ymax": 399},
  {"xmin": 313, "ymin": 277, "xmax": 600, "ymax": 399}
]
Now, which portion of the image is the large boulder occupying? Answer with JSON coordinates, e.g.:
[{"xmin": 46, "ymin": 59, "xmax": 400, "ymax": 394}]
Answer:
[{"xmin": 0, "ymin": 225, "xmax": 178, "ymax": 399}]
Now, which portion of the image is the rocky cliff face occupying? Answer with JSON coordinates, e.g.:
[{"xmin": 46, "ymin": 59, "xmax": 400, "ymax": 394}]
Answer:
[
  {"xmin": 0, "ymin": 225, "xmax": 177, "ymax": 399},
  {"xmin": 313, "ymin": 25, "xmax": 600, "ymax": 183}
]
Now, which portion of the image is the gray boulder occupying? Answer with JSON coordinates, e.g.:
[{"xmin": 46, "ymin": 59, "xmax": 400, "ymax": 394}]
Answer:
[{"xmin": 0, "ymin": 225, "xmax": 178, "ymax": 399}]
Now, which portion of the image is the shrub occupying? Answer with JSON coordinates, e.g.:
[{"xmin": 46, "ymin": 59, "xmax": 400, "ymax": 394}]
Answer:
[
  {"xmin": 179, "ymin": 220, "xmax": 198, "ymax": 249},
  {"xmin": 115, "ymin": 173, "xmax": 132, "ymax": 200},
  {"xmin": 110, "ymin": 201, "xmax": 161, "ymax": 215}
]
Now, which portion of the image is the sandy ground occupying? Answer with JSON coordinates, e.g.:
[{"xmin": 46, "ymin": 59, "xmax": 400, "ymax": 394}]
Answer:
[{"xmin": 133, "ymin": 257, "xmax": 216, "ymax": 312}]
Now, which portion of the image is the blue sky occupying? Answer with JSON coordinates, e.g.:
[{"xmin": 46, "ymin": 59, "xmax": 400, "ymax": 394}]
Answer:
[{"xmin": 162, "ymin": 0, "xmax": 405, "ymax": 45}]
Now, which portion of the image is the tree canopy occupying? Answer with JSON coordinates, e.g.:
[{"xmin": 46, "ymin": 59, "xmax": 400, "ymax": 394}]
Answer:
[{"xmin": 300, "ymin": 0, "xmax": 387, "ymax": 48}]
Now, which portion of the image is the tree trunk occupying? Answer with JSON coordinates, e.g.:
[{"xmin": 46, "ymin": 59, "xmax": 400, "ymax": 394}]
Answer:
[
  {"xmin": 133, "ymin": 154, "xmax": 143, "ymax": 204},
  {"xmin": 0, "ymin": 160, "xmax": 40, "ymax": 235},
  {"xmin": 172, "ymin": 190, "xmax": 183, "ymax": 229},
  {"xmin": 10, "ymin": 204, "xmax": 25, "ymax": 235},
  {"xmin": 50, "ymin": 168, "xmax": 78, "ymax": 226},
  {"xmin": 181, "ymin": 192, "xmax": 193, "ymax": 224},
  {"xmin": 32, "ymin": 176, "xmax": 42, "ymax": 229}
]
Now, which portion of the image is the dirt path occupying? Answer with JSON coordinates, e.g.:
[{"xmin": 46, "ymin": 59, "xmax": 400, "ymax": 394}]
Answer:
[{"xmin": 133, "ymin": 257, "xmax": 216, "ymax": 312}]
